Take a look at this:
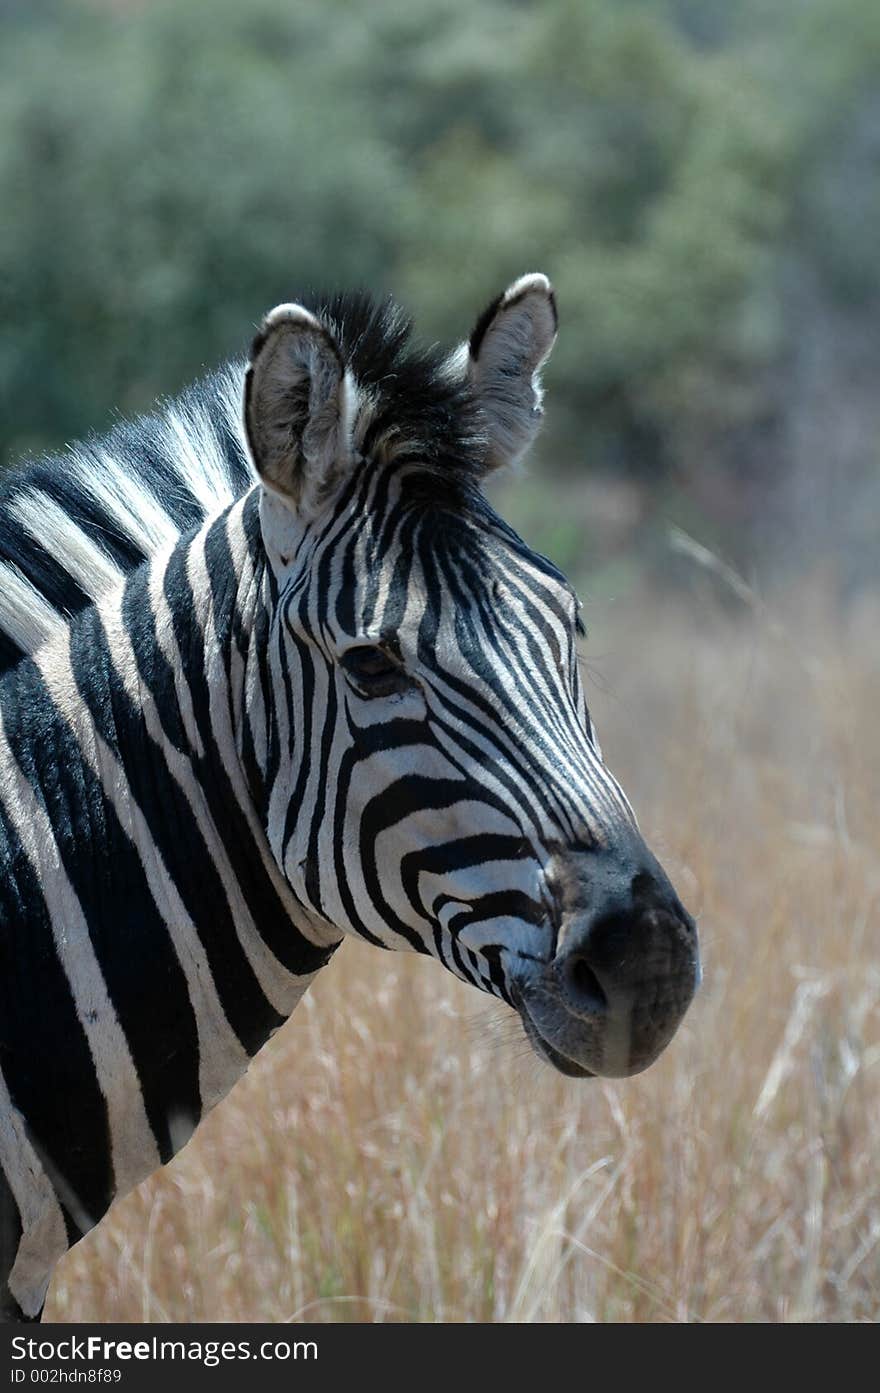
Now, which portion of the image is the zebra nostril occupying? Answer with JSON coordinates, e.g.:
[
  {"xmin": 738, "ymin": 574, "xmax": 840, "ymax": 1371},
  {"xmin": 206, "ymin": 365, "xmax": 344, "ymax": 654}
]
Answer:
[{"xmin": 560, "ymin": 953, "xmax": 608, "ymax": 1017}]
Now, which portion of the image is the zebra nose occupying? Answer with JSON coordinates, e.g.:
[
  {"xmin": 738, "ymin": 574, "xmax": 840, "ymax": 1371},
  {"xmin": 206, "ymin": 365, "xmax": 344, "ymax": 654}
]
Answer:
[
  {"xmin": 554, "ymin": 870, "xmax": 698, "ymax": 1024},
  {"xmin": 559, "ymin": 950, "xmax": 609, "ymax": 1018}
]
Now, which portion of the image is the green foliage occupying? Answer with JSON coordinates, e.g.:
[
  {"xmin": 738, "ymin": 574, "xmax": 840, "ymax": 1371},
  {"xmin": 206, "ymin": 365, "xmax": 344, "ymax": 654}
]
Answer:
[
  {"xmin": 1, "ymin": 0, "xmax": 878, "ymax": 581},
  {"xmin": 0, "ymin": 0, "xmax": 404, "ymax": 452}
]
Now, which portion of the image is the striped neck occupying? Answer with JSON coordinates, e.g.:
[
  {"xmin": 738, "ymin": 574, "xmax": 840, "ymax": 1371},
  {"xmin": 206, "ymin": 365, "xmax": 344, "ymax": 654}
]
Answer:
[
  {"xmin": 0, "ymin": 488, "xmax": 340, "ymax": 1135},
  {"xmin": 0, "ymin": 487, "xmax": 347, "ymax": 1316}
]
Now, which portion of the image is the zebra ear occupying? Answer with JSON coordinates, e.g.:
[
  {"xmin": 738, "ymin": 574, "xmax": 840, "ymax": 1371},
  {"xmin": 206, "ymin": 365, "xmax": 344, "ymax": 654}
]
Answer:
[
  {"xmin": 466, "ymin": 272, "xmax": 558, "ymax": 471},
  {"xmin": 244, "ymin": 304, "xmax": 355, "ymax": 516}
]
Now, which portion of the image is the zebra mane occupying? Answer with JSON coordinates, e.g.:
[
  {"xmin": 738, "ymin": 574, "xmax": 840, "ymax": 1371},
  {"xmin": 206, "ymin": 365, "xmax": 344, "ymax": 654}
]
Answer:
[
  {"xmin": 0, "ymin": 291, "xmax": 485, "ymax": 677},
  {"xmin": 0, "ymin": 363, "xmax": 254, "ymax": 676},
  {"xmin": 301, "ymin": 290, "xmax": 486, "ymax": 488}
]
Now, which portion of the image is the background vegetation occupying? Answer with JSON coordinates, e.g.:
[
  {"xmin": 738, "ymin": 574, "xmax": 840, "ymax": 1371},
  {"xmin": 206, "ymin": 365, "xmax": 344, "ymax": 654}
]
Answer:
[
  {"xmin": 3, "ymin": 0, "xmax": 880, "ymax": 592},
  {"xmin": 1, "ymin": 0, "xmax": 878, "ymax": 1322}
]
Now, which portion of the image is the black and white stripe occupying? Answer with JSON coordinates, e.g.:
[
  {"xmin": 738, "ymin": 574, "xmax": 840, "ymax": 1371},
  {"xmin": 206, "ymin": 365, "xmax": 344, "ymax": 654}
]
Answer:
[{"xmin": 0, "ymin": 275, "xmax": 694, "ymax": 1323}]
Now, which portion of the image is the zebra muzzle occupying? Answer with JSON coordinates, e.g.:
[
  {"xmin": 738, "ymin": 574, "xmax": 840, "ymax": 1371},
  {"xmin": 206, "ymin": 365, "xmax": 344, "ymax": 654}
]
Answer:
[{"xmin": 514, "ymin": 852, "xmax": 700, "ymax": 1078}]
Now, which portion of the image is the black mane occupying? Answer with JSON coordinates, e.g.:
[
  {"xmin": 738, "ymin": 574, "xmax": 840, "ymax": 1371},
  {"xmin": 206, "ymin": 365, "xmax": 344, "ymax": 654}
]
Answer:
[{"xmin": 303, "ymin": 289, "xmax": 487, "ymax": 484}]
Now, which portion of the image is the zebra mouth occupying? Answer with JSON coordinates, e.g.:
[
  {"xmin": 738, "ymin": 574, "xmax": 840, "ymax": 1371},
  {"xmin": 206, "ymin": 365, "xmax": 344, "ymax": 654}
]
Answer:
[{"xmin": 516, "ymin": 998, "xmax": 595, "ymax": 1079}]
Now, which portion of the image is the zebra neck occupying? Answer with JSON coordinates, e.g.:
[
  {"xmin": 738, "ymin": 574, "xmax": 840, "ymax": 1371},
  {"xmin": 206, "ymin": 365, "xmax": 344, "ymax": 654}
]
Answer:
[
  {"xmin": 0, "ymin": 496, "xmax": 344, "ymax": 1319},
  {"xmin": 107, "ymin": 489, "xmax": 343, "ymax": 993},
  {"xmin": 0, "ymin": 494, "xmax": 339, "ymax": 1146}
]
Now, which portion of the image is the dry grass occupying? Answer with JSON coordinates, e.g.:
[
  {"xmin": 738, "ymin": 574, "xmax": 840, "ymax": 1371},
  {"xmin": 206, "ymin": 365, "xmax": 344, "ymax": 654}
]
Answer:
[{"xmin": 44, "ymin": 569, "xmax": 879, "ymax": 1323}]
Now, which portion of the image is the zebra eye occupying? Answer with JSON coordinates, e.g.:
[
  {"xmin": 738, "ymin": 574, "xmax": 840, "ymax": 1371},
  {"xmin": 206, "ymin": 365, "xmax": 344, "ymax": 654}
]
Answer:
[{"xmin": 339, "ymin": 644, "xmax": 411, "ymax": 698}]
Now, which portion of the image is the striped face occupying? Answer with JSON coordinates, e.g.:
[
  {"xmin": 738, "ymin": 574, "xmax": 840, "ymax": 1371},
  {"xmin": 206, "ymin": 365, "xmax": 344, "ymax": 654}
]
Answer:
[
  {"xmin": 246, "ymin": 276, "xmax": 700, "ymax": 1079},
  {"xmin": 264, "ymin": 469, "xmax": 623, "ymax": 960}
]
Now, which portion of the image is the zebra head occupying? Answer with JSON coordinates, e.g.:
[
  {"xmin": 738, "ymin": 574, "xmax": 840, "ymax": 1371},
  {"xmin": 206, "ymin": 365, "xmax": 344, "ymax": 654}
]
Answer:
[{"xmin": 242, "ymin": 275, "xmax": 699, "ymax": 1079}]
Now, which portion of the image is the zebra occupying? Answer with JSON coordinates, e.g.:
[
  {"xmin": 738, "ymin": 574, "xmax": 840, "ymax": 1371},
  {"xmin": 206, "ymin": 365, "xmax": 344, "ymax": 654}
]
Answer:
[{"xmin": 0, "ymin": 274, "xmax": 699, "ymax": 1323}]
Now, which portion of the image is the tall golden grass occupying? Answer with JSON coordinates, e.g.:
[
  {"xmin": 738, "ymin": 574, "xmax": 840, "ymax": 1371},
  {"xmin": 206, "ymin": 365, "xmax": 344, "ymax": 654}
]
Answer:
[{"xmin": 44, "ymin": 565, "xmax": 879, "ymax": 1323}]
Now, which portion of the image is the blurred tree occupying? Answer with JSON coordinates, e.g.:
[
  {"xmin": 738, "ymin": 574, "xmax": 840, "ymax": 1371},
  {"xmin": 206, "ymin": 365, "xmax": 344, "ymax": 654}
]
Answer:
[
  {"xmin": 0, "ymin": 0, "xmax": 403, "ymax": 453},
  {"xmin": 0, "ymin": 0, "xmax": 878, "ymax": 587},
  {"xmin": 0, "ymin": 0, "xmax": 783, "ymax": 468}
]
